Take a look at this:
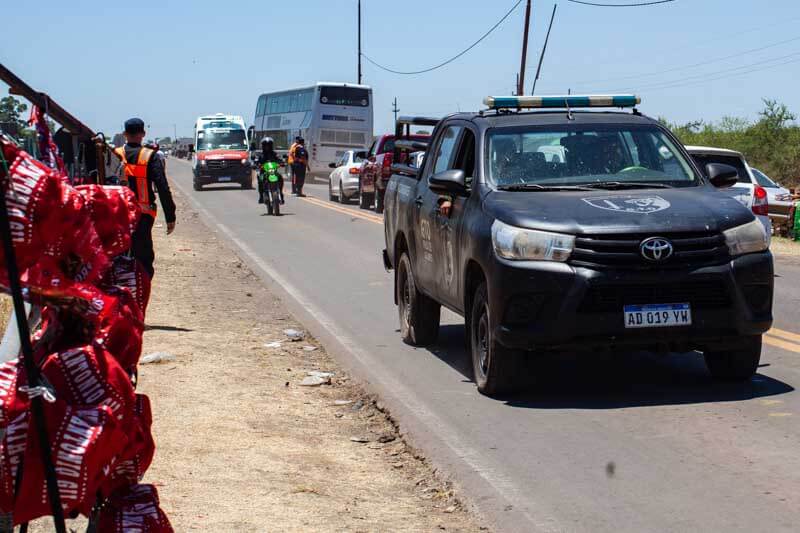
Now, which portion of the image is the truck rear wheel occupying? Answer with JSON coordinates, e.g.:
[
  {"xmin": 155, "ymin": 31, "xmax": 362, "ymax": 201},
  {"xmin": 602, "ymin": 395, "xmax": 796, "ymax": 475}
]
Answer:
[
  {"xmin": 704, "ymin": 335, "xmax": 762, "ymax": 381},
  {"xmin": 397, "ymin": 253, "xmax": 440, "ymax": 346},
  {"xmin": 470, "ymin": 282, "xmax": 523, "ymax": 396}
]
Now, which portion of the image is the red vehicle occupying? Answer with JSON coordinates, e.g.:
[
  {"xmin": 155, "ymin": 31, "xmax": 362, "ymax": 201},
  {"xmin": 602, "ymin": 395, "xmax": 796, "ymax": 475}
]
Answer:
[{"xmin": 359, "ymin": 133, "xmax": 430, "ymax": 212}]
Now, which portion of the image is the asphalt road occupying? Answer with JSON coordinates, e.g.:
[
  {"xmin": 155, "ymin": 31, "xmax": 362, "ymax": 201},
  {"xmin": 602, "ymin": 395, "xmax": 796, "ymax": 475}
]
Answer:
[{"xmin": 167, "ymin": 159, "xmax": 800, "ymax": 533}]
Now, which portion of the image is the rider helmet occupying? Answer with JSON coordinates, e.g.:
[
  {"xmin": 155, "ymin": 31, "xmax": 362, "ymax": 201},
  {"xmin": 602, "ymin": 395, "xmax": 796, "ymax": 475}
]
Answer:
[{"xmin": 260, "ymin": 137, "xmax": 274, "ymax": 150}]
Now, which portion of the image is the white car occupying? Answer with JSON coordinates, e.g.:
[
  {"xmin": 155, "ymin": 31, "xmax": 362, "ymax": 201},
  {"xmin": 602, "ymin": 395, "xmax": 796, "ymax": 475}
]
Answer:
[
  {"xmin": 685, "ymin": 146, "xmax": 772, "ymax": 238},
  {"xmin": 328, "ymin": 150, "xmax": 367, "ymax": 204},
  {"xmin": 751, "ymin": 167, "xmax": 793, "ymax": 233}
]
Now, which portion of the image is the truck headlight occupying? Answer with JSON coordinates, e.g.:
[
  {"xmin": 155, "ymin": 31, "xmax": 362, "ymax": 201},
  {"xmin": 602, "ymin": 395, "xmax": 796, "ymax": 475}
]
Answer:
[
  {"xmin": 199, "ymin": 159, "xmax": 206, "ymax": 167},
  {"xmin": 241, "ymin": 158, "xmax": 248, "ymax": 165},
  {"xmin": 724, "ymin": 218, "xmax": 769, "ymax": 256},
  {"xmin": 491, "ymin": 220, "xmax": 574, "ymax": 262}
]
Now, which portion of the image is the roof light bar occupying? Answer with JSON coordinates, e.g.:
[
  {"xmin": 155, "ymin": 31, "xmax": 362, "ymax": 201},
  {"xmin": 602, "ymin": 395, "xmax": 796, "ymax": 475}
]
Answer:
[{"xmin": 484, "ymin": 95, "xmax": 640, "ymax": 109}]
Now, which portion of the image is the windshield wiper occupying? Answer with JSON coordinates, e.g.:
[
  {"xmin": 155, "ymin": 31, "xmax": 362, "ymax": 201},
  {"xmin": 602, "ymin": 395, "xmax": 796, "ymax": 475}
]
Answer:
[
  {"xmin": 497, "ymin": 183, "xmax": 594, "ymax": 192},
  {"xmin": 581, "ymin": 181, "xmax": 673, "ymax": 190}
]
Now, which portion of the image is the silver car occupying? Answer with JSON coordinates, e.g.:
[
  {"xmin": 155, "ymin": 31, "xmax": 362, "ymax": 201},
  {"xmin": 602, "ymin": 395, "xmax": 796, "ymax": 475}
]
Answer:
[
  {"xmin": 328, "ymin": 150, "xmax": 367, "ymax": 204},
  {"xmin": 751, "ymin": 167, "xmax": 793, "ymax": 233}
]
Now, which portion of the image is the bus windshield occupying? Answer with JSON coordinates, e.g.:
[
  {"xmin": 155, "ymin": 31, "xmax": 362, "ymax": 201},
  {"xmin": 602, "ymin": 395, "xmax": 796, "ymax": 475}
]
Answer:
[
  {"xmin": 320, "ymin": 86, "xmax": 370, "ymax": 107},
  {"xmin": 197, "ymin": 128, "xmax": 247, "ymax": 151}
]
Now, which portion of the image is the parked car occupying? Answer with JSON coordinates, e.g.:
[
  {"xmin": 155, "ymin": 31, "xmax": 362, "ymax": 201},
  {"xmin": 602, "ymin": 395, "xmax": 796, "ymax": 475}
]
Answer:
[
  {"xmin": 383, "ymin": 99, "xmax": 773, "ymax": 396},
  {"xmin": 328, "ymin": 150, "xmax": 367, "ymax": 204},
  {"xmin": 751, "ymin": 167, "xmax": 793, "ymax": 234},
  {"xmin": 685, "ymin": 146, "xmax": 771, "ymax": 239},
  {"xmin": 359, "ymin": 133, "xmax": 430, "ymax": 213}
]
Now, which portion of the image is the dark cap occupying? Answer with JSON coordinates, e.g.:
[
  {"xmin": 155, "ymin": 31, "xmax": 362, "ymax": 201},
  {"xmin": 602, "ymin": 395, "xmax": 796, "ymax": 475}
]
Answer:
[
  {"xmin": 124, "ymin": 118, "xmax": 145, "ymax": 134},
  {"xmin": 297, "ymin": 137, "xmax": 305, "ymax": 143},
  {"xmin": 295, "ymin": 136, "xmax": 301, "ymax": 141}
]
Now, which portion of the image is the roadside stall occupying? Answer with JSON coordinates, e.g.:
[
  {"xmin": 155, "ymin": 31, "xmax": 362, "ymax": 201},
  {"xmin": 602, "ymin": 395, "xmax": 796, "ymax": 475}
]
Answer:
[{"xmin": 0, "ymin": 64, "xmax": 172, "ymax": 532}]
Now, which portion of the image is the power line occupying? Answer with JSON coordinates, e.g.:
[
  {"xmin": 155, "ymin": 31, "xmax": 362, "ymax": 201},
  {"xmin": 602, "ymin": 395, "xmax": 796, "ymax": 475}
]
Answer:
[
  {"xmin": 361, "ymin": 0, "xmax": 524, "ymax": 75},
  {"xmin": 595, "ymin": 50, "xmax": 800, "ymax": 93},
  {"xmin": 570, "ymin": 34, "xmax": 800, "ymax": 85},
  {"xmin": 566, "ymin": 0, "xmax": 676, "ymax": 6}
]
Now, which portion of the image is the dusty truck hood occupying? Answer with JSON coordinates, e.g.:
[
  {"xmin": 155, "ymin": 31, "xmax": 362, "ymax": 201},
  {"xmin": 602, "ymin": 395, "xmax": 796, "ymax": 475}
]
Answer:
[
  {"xmin": 483, "ymin": 186, "xmax": 755, "ymax": 235},
  {"xmin": 197, "ymin": 149, "xmax": 248, "ymax": 160}
]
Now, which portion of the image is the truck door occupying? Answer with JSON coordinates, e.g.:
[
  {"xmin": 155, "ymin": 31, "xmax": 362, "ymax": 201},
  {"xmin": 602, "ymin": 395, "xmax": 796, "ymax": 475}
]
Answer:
[
  {"xmin": 435, "ymin": 126, "xmax": 476, "ymax": 311},
  {"xmin": 414, "ymin": 125, "xmax": 463, "ymax": 299}
]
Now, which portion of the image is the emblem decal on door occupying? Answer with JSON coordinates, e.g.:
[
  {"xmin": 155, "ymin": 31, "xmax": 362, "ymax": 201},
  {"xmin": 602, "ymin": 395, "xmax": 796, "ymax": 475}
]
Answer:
[{"xmin": 582, "ymin": 195, "xmax": 671, "ymax": 214}]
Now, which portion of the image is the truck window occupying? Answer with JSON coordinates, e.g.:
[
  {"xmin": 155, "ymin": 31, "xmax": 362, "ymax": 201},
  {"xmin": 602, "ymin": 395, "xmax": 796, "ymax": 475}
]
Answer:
[
  {"xmin": 453, "ymin": 129, "xmax": 476, "ymax": 188},
  {"xmin": 432, "ymin": 126, "xmax": 463, "ymax": 175}
]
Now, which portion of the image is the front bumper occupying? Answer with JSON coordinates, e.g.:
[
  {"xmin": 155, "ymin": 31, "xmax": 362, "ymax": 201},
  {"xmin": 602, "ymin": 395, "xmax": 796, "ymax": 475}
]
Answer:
[
  {"xmin": 194, "ymin": 163, "xmax": 251, "ymax": 184},
  {"xmin": 490, "ymin": 252, "xmax": 774, "ymax": 352}
]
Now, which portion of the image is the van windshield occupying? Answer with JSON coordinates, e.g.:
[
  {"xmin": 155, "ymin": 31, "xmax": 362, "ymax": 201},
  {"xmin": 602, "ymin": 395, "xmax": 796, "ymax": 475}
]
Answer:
[
  {"xmin": 487, "ymin": 124, "xmax": 698, "ymax": 188},
  {"xmin": 196, "ymin": 128, "xmax": 247, "ymax": 151}
]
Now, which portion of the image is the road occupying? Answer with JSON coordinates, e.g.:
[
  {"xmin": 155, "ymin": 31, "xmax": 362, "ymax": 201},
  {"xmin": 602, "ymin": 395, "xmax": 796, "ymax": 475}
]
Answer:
[{"xmin": 167, "ymin": 159, "xmax": 800, "ymax": 533}]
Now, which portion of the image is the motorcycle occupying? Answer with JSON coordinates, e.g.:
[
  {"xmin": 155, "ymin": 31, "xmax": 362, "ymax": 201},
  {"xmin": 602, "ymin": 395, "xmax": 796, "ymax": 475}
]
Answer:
[{"xmin": 258, "ymin": 161, "xmax": 283, "ymax": 216}]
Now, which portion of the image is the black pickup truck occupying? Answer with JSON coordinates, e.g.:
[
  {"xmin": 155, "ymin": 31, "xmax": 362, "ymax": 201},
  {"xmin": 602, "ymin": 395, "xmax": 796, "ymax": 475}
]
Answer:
[{"xmin": 382, "ymin": 96, "xmax": 773, "ymax": 396}]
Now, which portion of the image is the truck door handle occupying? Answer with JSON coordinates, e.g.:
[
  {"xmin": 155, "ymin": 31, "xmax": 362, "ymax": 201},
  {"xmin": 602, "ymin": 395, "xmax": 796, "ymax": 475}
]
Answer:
[{"xmin": 414, "ymin": 196, "xmax": 424, "ymax": 207}]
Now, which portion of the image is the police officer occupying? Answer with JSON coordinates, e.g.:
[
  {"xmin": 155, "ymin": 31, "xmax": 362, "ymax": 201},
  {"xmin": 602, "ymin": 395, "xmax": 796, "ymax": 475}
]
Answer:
[
  {"xmin": 290, "ymin": 137, "xmax": 309, "ymax": 197},
  {"xmin": 114, "ymin": 118, "xmax": 177, "ymax": 278}
]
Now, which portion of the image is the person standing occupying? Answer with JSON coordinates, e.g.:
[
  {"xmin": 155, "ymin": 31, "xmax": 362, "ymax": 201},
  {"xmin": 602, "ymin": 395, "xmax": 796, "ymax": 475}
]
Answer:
[
  {"xmin": 290, "ymin": 137, "xmax": 309, "ymax": 197},
  {"xmin": 114, "ymin": 118, "xmax": 177, "ymax": 278},
  {"xmin": 288, "ymin": 136, "xmax": 299, "ymax": 194}
]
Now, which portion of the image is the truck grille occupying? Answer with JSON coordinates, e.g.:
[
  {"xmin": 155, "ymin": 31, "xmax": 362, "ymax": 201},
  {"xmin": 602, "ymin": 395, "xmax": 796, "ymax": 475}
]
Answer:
[
  {"xmin": 578, "ymin": 280, "xmax": 730, "ymax": 313},
  {"xmin": 570, "ymin": 231, "xmax": 729, "ymax": 269},
  {"xmin": 206, "ymin": 159, "xmax": 239, "ymax": 171}
]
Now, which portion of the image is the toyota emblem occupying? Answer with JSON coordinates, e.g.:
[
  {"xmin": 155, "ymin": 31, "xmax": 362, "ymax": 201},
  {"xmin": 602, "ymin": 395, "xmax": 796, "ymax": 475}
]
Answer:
[{"xmin": 640, "ymin": 237, "xmax": 674, "ymax": 262}]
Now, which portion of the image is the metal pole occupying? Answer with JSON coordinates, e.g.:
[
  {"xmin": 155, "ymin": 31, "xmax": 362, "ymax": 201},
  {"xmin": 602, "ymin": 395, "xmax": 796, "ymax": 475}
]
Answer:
[
  {"xmin": 358, "ymin": 0, "xmax": 363, "ymax": 84},
  {"xmin": 392, "ymin": 97, "xmax": 399, "ymax": 127},
  {"xmin": 0, "ymin": 150, "xmax": 67, "ymax": 532},
  {"xmin": 518, "ymin": 0, "xmax": 532, "ymax": 96},
  {"xmin": 531, "ymin": 3, "xmax": 557, "ymax": 95}
]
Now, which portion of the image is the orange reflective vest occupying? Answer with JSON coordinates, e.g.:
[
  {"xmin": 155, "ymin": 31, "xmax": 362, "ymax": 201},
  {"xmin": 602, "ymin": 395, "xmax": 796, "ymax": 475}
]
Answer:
[
  {"xmin": 287, "ymin": 142, "xmax": 298, "ymax": 165},
  {"xmin": 114, "ymin": 146, "xmax": 157, "ymax": 217}
]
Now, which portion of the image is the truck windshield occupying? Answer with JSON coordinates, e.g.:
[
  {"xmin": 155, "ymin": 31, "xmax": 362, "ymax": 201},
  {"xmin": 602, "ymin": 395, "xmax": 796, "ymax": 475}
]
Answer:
[
  {"xmin": 487, "ymin": 125, "xmax": 698, "ymax": 188},
  {"xmin": 196, "ymin": 128, "xmax": 247, "ymax": 151}
]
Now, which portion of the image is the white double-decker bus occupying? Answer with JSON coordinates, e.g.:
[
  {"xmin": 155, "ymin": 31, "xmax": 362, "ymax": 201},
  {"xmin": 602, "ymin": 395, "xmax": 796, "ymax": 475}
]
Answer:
[{"xmin": 252, "ymin": 82, "xmax": 373, "ymax": 176}]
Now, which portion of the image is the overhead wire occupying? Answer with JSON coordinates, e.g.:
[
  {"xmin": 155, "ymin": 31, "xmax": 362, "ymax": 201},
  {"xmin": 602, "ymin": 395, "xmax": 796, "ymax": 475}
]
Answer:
[
  {"xmin": 570, "ymin": 34, "xmax": 800, "ymax": 85},
  {"xmin": 566, "ymin": 0, "xmax": 676, "ymax": 6},
  {"xmin": 593, "ymin": 50, "xmax": 800, "ymax": 93},
  {"xmin": 361, "ymin": 0, "xmax": 523, "ymax": 75}
]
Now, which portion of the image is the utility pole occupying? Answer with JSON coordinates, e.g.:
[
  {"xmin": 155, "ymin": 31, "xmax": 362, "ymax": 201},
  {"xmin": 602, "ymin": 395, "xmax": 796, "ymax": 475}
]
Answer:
[
  {"xmin": 173, "ymin": 123, "xmax": 177, "ymax": 142},
  {"xmin": 517, "ymin": 0, "xmax": 532, "ymax": 96},
  {"xmin": 358, "ymin": 0, "xmax": 363, "ymax": 84},
  {"xmin": 392, "ymin": 97, "xmax": 399, "ymax": 126},
  {"xmin": 531, "ymin": 3, "xmax": 557, "ymax": 95}
]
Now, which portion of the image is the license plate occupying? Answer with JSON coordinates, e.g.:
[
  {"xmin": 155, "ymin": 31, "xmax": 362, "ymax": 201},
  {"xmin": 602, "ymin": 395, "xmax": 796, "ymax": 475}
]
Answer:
[
  {"xmin": 624, "ymin": 303, "xmax": 691, "ymax": 329},
  {"xmin": 218, "ymin": 176, "xmax": 232, "ymax": 182}
]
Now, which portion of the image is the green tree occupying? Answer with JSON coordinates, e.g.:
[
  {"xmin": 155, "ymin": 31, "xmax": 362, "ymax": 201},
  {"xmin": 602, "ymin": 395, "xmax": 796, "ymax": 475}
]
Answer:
[{"xmin": 0, "ymin": 96, "xmax": 28, "ymax": 133}]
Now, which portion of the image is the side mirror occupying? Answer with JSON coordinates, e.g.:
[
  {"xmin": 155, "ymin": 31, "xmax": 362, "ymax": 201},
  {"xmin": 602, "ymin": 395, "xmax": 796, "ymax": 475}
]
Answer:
[
  {"xmin": 429, "ymin": 169, "xmax": 467, "ymax": 195},
  {"xmin": 188, "ymin": 145, "xmax": 195, "ymax": 154},
  {"xmin": 328, "ymin": 162, "xmax": 337, "ymax": 169},
  {"xmin": 706, "ymin": 163, "xmax": 739, "ymax": 189},
  {"xmin": 250, "ymin": 142, "xmax": 257, "ymax": 151}
]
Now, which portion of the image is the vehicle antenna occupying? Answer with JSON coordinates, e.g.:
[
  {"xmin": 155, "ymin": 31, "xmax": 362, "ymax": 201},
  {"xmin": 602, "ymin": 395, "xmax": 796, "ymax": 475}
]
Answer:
[
  {"xmin": 531, "ymin": 4, "xmax": 558, "ymax": 95},
  {"xmin": 393, "ymin": 97, "xmax": 400, "ymax": 127}
]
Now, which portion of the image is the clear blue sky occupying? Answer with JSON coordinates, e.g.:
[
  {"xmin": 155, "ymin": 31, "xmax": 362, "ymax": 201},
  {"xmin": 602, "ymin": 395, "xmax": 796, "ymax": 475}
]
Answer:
[{"xmin": 2, "ymin": 0, "xmax": 799, "ymax": 140}]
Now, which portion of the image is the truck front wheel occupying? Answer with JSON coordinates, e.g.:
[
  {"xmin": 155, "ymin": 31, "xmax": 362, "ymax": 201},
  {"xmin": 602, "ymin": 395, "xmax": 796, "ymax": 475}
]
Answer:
[
  {"xmin": 704, "ymin": 335, "xmax": 762, "ymax": 381},
  {"xmin": 470, "ymin": 282, "xmax": 523, "ymax": 396},
  {"xmin": 396, "ymin": 253, "xmax": 440, "ymax": 346}
]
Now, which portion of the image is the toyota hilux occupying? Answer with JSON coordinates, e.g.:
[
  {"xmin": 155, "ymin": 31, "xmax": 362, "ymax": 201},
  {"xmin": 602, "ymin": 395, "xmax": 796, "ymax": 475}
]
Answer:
[{"xmin": 382, "ymin": 95, "xmax": 773, "ymax": 396}]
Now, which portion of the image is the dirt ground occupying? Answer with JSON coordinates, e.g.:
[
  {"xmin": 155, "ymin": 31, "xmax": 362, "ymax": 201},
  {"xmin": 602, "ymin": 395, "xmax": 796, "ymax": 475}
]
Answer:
[{"xmin": 28, "ymin": 191, "xmax": 485, "ymax": 532}]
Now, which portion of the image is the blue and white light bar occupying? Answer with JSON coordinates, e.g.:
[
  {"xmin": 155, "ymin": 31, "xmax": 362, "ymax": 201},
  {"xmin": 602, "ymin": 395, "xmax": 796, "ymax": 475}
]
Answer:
[{"xmin": 484, "ymin": 94, "xmax": 641, "ymax": 109}]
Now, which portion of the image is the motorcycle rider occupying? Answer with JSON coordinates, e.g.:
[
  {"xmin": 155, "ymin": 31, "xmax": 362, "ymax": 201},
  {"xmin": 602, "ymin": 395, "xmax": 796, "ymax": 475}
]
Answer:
[{"xmin": 255, "ymin": 137, "xmax": 284, "ymax": 205}]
